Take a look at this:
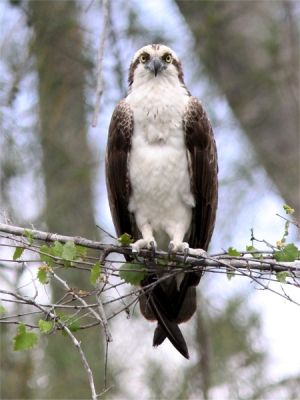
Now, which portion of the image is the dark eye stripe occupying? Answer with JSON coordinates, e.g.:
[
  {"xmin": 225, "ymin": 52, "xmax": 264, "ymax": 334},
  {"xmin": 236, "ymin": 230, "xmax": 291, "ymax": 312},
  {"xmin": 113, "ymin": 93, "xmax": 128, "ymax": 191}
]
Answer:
[
  {"xmin": 139, "ymin": 53, "xmax": 150, "ymax": 62},
  {"xmin": 163, "ymin": 53, "xmax": 172, "ymax": 62}
]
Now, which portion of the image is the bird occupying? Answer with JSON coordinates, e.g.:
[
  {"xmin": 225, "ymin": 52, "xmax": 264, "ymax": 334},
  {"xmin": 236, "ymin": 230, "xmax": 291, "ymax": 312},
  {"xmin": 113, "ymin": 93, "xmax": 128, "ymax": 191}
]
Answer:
[{"xmin": 105, "ymin": 44, "xmax": 218, "ymax": 359}]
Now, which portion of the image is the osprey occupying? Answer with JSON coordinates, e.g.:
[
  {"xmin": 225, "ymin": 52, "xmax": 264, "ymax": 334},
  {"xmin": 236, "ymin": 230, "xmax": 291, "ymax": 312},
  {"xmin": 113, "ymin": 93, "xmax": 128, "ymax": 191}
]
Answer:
[{"xmin": 106, "ymin": 44, "xmax": 218, "ymax": 359}]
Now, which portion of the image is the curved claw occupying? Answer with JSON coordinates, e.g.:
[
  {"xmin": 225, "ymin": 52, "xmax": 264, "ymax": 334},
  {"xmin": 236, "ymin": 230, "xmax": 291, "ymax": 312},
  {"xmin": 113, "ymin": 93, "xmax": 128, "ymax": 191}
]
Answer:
[
  {"xmin": 183, "ymin": 248, "xmax": 189, "ymax": 264},
  {"xmin": 168, "ymin": 242, "xmax": 175, "ymax": 261},
  {"xmin": 149, "ymin": 240, "xmax": 156, "ymax": 258},
  {"xmin": 132, "ymin": 250, "xmax": 143, "ymax": 263}
]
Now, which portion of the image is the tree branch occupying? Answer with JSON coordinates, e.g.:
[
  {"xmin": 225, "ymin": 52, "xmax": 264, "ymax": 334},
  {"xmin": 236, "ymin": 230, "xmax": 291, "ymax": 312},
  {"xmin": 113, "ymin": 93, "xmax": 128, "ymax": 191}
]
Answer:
[
  {"xmin": 0, "ymin": 222, "xmax": 299, "ymax": 273},
  {"xmin": 0, "ymin": 221, "xmax": 299, "ymax": 397}
]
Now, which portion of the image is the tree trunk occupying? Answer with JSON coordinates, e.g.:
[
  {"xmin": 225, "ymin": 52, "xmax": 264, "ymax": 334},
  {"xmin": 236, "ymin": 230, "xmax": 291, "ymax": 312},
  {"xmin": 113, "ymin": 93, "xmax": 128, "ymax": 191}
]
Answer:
[
  {"xmin": 176, "ymin": 0, "xmax": 299, "ymax": 220},
  {"xmin": 28, "ymin": 1, "xmax": 105, "ymax": 398},
  {"xmin": 30, "ymin": 0, "xmax": 97, "ymax": 239}
]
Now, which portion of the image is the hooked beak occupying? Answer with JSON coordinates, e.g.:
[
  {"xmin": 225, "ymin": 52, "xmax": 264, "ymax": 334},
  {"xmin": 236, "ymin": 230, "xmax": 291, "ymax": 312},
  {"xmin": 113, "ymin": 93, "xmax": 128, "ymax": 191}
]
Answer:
[{"xmin": 147, "ymin": 57, "xmax": 164, "ymax": 77}]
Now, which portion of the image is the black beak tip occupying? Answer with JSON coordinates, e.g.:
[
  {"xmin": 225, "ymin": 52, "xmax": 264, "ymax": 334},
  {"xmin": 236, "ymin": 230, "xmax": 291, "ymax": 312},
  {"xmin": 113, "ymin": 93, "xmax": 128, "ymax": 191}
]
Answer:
[{"xmin": 153, "ymin": 58, "xmax": 162, "ymax": 77}]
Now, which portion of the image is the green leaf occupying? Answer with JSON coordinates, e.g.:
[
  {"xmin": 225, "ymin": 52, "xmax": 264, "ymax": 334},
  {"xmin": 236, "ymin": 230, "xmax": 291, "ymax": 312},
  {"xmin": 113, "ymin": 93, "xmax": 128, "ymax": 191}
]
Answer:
[
  {"xmin": 246, "ymin": 245, "xmax": 262, "ymax": 258},
  {"xmin": 90, "ymin": 262, "xmax": 101, "ymax": 286},
  {"xmin": 13, "ymin": 247, "xmax": 24, "ymax": 260},
  {"xmin": 24, "ymin": 229, "xmax": 34, "ymax": 245},
  {"xmin": 13, "ymin": 323, "xmax": 38, "ymax": 351},
  {"xmin": 40, "ymin": 245, "xmax": 54, "ymax": 266},
  {"xmin": 63, "ymin": 261, "xmax": 71, "ymax": 269},
  {"xmin": 119, "ymin": 263, "xmax": 146, "ymax": 285},
  {"xmin": 61, "ymin": 241, "xmax": 77, "ymax": 261},
  {"xmin": 228, "ymin": 247, "xmax": 240, "ymax": 256},
  {"xmin": 226, "ymin": 267, "xmax": 235, "ymax": 281},
  {"xmin": 58, "ymin": 315, "xmax": 80, "ymax": 336},
  {"xmin": 118, "ymin": 233, "xmax": 134, "ymax": 245},
  {"xmin": 50, "ymin": 241, "xmax": 64, "ymax": 257},
  {"xmin": 67, "ymin": 318, "xmax": 80, "ymax": 333},
  {"xmin": 76, "ymin": 245, "xmax": 87, "ymax": 256},
  {"xmin": 246, "ymin": 245, "xmax": 256, "ymax": 252},
  {"xmin": 276, "ymin": 271, "xmax": 290, "ymax": 284},
  {"xmin": 37, "ymin": 268, "xmax": 49, "ymax": 284},
  {"xmin": 0, "ymin": 305, "xmax": 5, "ymax": 314},
  {"xmin": 274, "ymin": 243, "xmax": 300, "ymax": 262},
  {"xmin": 38, "ymin": 320, "xmax": 53, "ymax": 333}
]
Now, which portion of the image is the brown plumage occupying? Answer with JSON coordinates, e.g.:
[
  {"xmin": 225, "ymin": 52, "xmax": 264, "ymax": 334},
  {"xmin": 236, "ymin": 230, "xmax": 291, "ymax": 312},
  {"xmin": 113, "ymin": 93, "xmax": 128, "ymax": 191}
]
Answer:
[{"xmin": 106, "ymin": 45, "xmax": 218, "ymax": 359}]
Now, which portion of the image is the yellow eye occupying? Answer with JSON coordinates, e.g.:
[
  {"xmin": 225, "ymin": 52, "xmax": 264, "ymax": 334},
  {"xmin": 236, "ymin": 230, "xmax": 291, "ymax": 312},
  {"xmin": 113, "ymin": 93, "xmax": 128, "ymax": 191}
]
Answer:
[
  {"xmin": 165, "ymin": 54, "xmax": 172, "ymax": 63},
  {"xmin": 140, "ymin": 55, "xmax": 147, "ymax": 63}
]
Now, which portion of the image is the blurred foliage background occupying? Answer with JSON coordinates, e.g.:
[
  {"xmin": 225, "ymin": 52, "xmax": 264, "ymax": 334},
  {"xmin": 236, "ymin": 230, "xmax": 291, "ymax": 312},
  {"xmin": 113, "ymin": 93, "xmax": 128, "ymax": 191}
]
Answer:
[{"xmin": 0, "ymin": 0, "xmax": 299, "ymax": 399}]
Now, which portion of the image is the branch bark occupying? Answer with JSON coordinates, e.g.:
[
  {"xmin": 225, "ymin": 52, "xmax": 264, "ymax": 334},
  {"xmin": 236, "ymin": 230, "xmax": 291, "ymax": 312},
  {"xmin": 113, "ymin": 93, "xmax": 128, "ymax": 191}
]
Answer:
[{"xmin": 0, "ymin": 222, "xmax": 299, "ymax": 273}]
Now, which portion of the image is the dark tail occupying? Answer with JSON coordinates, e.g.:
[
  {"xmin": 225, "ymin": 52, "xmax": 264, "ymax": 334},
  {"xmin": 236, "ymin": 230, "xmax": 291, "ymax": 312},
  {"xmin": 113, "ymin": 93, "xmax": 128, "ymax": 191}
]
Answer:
[
  {"xmin": 148, "ymin": 286, "xmax": 189, "ymax": 359},
  {"xmin": 140, "ymin": 272, "xmax": 201, "ymax": 359}
]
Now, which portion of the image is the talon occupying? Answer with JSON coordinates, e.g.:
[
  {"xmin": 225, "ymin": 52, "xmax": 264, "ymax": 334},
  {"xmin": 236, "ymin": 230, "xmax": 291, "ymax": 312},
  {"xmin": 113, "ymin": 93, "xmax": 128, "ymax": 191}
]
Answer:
[
  {"xmin": 149, "ymin": 240, "xmax": 156, "ymax": 258},
  {"xmin": 168, "ymin": 242, "xmax": 175, "ymax": 261},
  {"xmin": 132, "ymin": 250, "xmax": 143, "ymax": 263},
  {"xmin": 183, "ymin": 248, "xmax": 189, "ymax": 264}
]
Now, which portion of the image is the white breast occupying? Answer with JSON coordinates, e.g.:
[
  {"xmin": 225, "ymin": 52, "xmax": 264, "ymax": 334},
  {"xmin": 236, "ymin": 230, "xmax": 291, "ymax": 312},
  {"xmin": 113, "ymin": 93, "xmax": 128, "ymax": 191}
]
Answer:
[{"xmin": 125, "ymin": 74, "xmax": 195, "ymax": 250}]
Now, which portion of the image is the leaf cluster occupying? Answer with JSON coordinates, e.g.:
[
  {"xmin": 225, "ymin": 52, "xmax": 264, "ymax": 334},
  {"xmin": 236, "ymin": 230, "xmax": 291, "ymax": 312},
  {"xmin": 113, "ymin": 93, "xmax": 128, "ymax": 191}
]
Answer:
[{"xmin": 13, "ymin": 313, "xmax": 81, "ymax": 351}]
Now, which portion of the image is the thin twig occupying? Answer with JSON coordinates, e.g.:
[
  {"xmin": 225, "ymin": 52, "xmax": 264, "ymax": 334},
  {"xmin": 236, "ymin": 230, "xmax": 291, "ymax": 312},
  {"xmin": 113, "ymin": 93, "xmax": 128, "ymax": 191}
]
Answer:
[
  {"xmin": 96, "ymin": 224, "xmax": 117, "ymax": 240},
  {"xmin": 92, "ymin": 0, "xmax": 109, "ymax": 127},
  {"xmin": 206, "ymin": 255, "xmax": 300, "ymax": 307},
  {"xmin": 276, "ymin": 213, "xmax": 300, "ymax": 228},
  {"xmin": 0, "ymin": 320, "xmax": 39, "ymax": 328},
  {"xmin": 60, "ymin": 324, "xmax": 97, "ymax": 400},
  {"xmin": 51, "ymin": 270, "xmax": 112, "ymax": 341},
  {"xmin": 95, "ymin": 249, "xmax": 113, "ymax": 342},
  {"xmin": 0, "ymin": 289, "xmax": 98, "ymax": 399},
  {"xmin": 95, "ymin": 280, "xmax": 113, "ymax": 342},
  {"xmin": 97, "ymin": 384, "xmax": 113, "ymax": 397},
  {"xmin": 0, "ymin": 217, "xmax": 39, "ymax": 299}
]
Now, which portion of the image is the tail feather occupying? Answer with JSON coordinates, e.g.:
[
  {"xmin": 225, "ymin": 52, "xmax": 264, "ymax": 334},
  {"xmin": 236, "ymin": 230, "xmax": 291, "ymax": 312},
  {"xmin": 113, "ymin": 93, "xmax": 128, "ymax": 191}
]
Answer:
[
  {"xmin": 140, "ymin": 271, "xmax": 202, "ymax": 359},
  {"xmin": 153, "ymin": 324, "xmax": 166, "ymax": 346},
  {"xmin": 152, "ymin": 272, "xmax": 200, "ymax": 349},
  {"xmin": 149, "ymin": 292, "xmax": 189, "ymax": 359},
  {"xmin": 141, "ymin": 274, "xmax": 200, "ymax": 358}
]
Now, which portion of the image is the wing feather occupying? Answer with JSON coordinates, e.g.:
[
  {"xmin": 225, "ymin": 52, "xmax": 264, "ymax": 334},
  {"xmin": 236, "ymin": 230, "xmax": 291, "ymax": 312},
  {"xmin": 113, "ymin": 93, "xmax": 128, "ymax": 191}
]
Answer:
[
  {"xmin": 184, "ymin": 96, "xmax": 218, "ymax": 251},
  {"xmin": 105, "ymin": 99, "xmax": 139, "ymax": 240}
]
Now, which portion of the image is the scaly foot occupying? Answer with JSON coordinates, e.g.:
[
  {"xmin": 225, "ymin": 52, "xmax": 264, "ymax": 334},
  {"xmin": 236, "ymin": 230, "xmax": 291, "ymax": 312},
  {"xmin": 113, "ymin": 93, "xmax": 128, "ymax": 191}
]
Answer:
[{"xmin": 168, "ymin": 241, "xmax": 206, "ymax": 263}]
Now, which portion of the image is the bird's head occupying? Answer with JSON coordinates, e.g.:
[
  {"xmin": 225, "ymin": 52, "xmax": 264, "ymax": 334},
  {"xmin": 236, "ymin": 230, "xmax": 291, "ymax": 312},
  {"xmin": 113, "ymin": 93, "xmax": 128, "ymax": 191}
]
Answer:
[{"xmin": 128, "ymin": 44, "xmax": 185, "ymax": 86}]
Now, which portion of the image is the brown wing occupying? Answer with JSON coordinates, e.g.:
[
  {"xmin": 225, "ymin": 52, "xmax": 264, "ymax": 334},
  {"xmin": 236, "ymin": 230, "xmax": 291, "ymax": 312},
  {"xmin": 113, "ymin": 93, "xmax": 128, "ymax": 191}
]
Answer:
[
  {"xmin": 105, "ymin": 99, "xmax": 139, "ymax": 240},
  {"xmin": 184, "ymin": 96, "xmax": 218, "ymax": 251}
]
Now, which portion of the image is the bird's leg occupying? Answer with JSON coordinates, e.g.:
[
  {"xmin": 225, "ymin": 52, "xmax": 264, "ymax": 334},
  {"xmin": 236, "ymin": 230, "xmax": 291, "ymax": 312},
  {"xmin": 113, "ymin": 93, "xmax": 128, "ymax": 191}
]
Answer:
[
  {"xmin": 168, "ymin": 227, "xmax": 189, "ymax": 262},
  {"xmin": 130, "ymin": 222, "xmax": 157, "ymax": 258}
]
